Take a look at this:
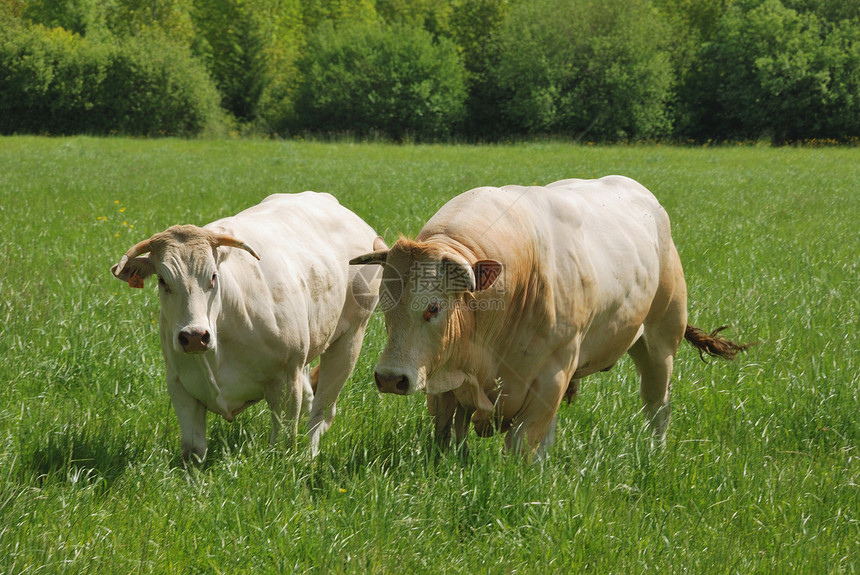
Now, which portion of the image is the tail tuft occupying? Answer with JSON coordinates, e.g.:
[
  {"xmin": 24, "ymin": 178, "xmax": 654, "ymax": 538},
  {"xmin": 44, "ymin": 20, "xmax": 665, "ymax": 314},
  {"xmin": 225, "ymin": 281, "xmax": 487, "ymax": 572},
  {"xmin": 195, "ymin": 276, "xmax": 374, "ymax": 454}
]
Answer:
[{"xmin": 684, "ymin": 324, "xmax": 753, "ymax": 361}]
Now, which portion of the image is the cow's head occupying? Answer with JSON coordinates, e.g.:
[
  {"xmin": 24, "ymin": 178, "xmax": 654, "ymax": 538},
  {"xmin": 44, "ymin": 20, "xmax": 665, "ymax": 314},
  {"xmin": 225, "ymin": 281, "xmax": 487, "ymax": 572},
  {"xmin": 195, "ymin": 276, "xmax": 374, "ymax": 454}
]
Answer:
[
  {"xmin": 111, "ymin": 225, "xmax": 259, "ymax": 354},
  {"xmin": 350, "ymin": 239, "xmax": 502, "ymax": 396}
]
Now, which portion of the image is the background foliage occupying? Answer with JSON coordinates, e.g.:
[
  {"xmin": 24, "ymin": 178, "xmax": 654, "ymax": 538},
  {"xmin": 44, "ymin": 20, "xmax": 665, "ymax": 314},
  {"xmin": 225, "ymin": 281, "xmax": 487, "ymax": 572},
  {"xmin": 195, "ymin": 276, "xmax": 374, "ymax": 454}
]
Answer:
[
  {"xmin": 2, "ymin": 0, "xmax": 860, "ymax": 141},
  {"xmin": 0, "ymin": 16, "xmax": 222, "ymax": 136},
  {"xmin": 291, "ymin": 20, "xmax": 466, "ymax": 140}
]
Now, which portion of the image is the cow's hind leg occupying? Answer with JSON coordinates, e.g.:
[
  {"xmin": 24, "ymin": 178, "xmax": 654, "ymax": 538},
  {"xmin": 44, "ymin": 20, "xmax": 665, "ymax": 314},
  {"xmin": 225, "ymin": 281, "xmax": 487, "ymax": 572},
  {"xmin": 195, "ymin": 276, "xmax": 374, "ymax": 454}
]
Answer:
[{"xmin": 307, "ymin": 320, "xmax": 370, "ymax": 457}]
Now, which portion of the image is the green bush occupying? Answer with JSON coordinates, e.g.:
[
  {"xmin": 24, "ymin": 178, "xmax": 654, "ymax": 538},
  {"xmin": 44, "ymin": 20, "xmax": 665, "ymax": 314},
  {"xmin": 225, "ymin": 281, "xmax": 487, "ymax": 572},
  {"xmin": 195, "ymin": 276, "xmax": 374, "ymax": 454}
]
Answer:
[
  {"xmin": 20, "ymin": 0, "xmax": 101, "ymax": 36},
  {"xmin": 0, "ymin": 20, "xmax": 103, "ymax": 134},
  {"xmin": 98, "ymin": 33, "xmax": 223, "ymax": 136},
  {"xmin": 291, "ymin": 20, "xmax": 467, "ymax": 140},
  {"xmin": 447, "ymin": 0, "xmax": 511, "ymax": 139},
  {"xmin": 0, "ymin": 20, "xmax": 222, "ymax": 136},
  {"xmin": 492, "ymin": 0, "xmax": 674, "ymax": 141},
  {"xmin": 819, "ymin": 20, "xmax": 860, "ymax": 140},
  {"xmin": 682, "ymin": 0, "xmax": 860, "ymax": 142}
]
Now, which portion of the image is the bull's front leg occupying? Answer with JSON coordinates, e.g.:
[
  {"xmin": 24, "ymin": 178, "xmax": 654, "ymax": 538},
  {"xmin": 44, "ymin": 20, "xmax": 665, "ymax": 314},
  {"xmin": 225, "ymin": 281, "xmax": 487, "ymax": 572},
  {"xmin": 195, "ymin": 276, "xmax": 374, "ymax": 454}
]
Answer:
[
  {"xmin": 505, "ymin": 360, "xmax": 568, "ymax": 462},
  {"xmin": 427, "ymin": 392, "xmax": 457, "ymax": 449},
  {"xmin": 167, "ymin": 371, "xmax": 208, "ymax": 464},
  {"xmin": 428, "ymin": 392, "xmax": 472, "ymax": 457},
  {"xmin": 452, "ymin": 401, "xmax": 473, "ymax": 458}
]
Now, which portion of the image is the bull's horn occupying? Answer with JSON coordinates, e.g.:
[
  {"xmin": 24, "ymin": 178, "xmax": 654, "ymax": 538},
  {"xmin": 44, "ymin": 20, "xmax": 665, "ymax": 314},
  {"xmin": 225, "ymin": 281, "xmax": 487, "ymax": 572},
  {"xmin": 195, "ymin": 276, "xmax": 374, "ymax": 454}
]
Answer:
[
  {"xmin": 350, "ymin": 250, "xmax": 388, "ymax": 265},
  {"xmin": 211, "ymin": 234, "xmax": 261, "ymax": 260},
  {"xmin": 113, "ymin": 237, "xmax": 154, "ymax": 277}
]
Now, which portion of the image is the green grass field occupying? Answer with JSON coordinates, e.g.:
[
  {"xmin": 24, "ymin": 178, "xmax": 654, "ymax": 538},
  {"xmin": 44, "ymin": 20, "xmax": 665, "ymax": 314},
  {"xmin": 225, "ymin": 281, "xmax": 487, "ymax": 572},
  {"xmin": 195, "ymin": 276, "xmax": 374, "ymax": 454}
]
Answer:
[{"xmin": 0, "ymin": 137, "xmax": 857, "ymax": 573}]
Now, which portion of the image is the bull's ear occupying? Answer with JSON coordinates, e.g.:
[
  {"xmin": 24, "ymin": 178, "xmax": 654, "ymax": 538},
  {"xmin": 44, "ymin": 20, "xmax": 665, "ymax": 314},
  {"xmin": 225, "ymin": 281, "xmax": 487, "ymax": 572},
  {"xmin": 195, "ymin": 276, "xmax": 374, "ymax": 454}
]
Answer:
[
  {"xmin": 473, "ymin": 259, "xmax": 503, "ymax": 291},
  {"xmin": 350, "ymin": 249, "xmax": 388, "ymax": 265},
  {"xmin": 111, "ymin": 256, "xmax": 155, "ymax": 288},
  {"xmin": 443, "ymin": 254, "xmax": 476, "ymax": 292},
  {"xmin": 444, "ymin": 256, "xmax": 503, "ymax": 293}
]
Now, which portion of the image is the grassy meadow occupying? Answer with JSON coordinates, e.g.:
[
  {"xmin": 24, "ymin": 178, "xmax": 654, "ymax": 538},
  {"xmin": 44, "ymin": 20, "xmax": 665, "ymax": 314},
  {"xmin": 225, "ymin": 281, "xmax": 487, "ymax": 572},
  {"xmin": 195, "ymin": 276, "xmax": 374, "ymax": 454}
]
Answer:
[{"xmin": 0, "ymin": 137, "xmax": 857, "ymax": 573}]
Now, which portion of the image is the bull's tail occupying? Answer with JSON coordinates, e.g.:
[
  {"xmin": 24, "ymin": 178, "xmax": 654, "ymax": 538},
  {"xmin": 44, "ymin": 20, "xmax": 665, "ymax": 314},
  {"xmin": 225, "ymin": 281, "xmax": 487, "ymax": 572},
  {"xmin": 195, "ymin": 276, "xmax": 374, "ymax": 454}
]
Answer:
[{"xmin": 684, "ymin": 324, "xmax": 753, "ymax": 361}]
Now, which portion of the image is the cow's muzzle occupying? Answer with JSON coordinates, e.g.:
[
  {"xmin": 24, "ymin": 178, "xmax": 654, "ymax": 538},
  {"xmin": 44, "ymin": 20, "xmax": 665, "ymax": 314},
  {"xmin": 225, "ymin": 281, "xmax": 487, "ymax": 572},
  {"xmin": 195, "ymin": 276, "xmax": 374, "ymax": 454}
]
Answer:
[
  {"xmin": 374, "ymin": 370, "xmax": 410, "ymax": 395},
  {"xmin": 178, "ymin": 328, "xmax": 210, "ymax": 354}
]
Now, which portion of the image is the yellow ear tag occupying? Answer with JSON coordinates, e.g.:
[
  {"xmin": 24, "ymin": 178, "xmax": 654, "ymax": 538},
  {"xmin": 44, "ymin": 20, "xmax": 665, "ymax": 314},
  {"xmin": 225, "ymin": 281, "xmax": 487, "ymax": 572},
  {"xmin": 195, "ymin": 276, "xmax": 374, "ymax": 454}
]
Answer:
[{"xmin": 129, "ymin": 274, "xmax": 144, "ymax": 289}]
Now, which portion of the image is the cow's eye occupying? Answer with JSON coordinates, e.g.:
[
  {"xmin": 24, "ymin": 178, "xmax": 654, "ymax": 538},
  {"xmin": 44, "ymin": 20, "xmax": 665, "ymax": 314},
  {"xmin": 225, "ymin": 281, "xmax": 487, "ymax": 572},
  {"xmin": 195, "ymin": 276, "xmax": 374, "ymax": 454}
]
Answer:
[
  {"xmin": 209, "ymin": 272, "xmax": 217, "ymax": 290},
  {"xmin": 423, "ymin": 301, "xmax": 440, "ymax": 321},
  {"xmin": 157, "ymin": 276, "xmax": 171, "ymax": 293}
]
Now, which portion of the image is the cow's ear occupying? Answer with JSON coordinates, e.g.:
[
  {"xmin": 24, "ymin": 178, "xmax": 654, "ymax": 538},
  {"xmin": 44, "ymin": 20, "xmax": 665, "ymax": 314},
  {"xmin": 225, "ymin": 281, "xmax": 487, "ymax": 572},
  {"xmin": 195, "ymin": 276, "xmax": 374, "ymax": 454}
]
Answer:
[
  {"xmin": 473, "ymin": 259, "xmax": 503, "ymax": 291},
  {"xmin": 350, "ymin": 249, "xmax": 388, "ymax": 266},
  {"xmin": 111, "ymin": 256, "xmax": 156, "ymax": 288}
]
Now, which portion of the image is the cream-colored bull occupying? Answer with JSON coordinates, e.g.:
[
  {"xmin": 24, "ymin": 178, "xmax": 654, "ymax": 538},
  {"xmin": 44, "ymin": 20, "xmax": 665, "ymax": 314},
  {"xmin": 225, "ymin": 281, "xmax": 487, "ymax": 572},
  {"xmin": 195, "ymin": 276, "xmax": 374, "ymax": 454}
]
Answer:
[
  {"xmin": 112, "ymin": 192, "xmax": 383, "ymax": 462},
  {"xmin": 352, "ymin": 176, "xmax": 747, "ymax": 459}
]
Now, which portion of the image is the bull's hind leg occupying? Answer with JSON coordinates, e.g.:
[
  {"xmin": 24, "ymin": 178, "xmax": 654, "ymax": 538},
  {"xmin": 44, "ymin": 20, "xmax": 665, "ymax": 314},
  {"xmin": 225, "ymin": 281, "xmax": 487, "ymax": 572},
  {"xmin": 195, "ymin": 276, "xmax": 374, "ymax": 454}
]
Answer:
[
  {"xmin": 627, "ymin": 309, "xmax": 686, "ymax": 441},
  {"xmin": 627, "ymin": 336, "xmax": 675, "ymax": 440},
  {"xmin": 628, "ymin": 240, "xmax": 688, "ymax": 442}
]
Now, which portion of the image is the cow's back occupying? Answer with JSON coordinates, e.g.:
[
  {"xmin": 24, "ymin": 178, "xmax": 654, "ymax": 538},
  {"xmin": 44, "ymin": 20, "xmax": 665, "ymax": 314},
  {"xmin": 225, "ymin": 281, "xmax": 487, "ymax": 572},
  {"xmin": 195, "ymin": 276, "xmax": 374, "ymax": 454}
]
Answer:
[{"xmin": 206, "ymin": 191, "xmax": 378, "ymax": 359}]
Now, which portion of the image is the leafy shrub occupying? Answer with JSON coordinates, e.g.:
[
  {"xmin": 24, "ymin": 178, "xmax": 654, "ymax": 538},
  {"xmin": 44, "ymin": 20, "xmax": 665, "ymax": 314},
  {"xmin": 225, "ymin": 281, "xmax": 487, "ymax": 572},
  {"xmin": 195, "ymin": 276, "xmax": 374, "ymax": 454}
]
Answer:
[
  {"xmin": 291, "ymin": 20, "xmax": 467, "ymax": 140},
  {"xmin": 20, "ymin": 0, "xmax": 101, "ymax": 36},
  {"xmin": 99, "ymin": 32, "xmax": 223, "ymax": 136},
  {"xmin": 682, "ymin": 0, "xmax": 860, "ymax": 142},
  {"xmin": 818, "ymin": 20, "xmax": 860, "ymax": 139},
  {"xmin": 192, "ymin": 0, "xmax": 304, "ymax": 132},
  {"xmin": 447, "ymin": 0, "xmax": 511, "ymax": 139},
  {"xmin": 492, "ymin": 0, "xmax": 674, "ymax": 140},
  {"xmin": 0, "ymin": 19, "xmax": 222, "ymax": 136}
]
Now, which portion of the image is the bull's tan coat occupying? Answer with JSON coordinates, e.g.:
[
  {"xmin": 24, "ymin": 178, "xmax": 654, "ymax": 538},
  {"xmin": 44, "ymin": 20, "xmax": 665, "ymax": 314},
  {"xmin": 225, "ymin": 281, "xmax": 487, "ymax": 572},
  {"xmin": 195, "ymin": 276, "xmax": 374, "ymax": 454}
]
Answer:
[{"xmin": 362, "ymin": 176, "xmax": 688, "ymax": 458}]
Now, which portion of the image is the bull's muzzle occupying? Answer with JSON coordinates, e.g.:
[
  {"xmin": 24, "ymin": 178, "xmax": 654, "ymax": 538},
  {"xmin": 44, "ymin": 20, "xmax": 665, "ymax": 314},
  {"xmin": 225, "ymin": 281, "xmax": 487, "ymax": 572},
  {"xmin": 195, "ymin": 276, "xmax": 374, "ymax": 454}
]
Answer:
[
  {"xmin": 374, "ymin": 370, "xmax": 410, "ymax": 395},
  {"xmin": 178, "ymin": 328, "xmax": 210, "ymax": 354}
]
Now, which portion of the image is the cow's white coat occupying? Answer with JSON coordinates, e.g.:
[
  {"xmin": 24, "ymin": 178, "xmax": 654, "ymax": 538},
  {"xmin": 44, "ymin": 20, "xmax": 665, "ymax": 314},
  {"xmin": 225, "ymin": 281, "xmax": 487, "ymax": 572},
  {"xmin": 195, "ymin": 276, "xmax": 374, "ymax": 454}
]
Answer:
[{"xmin": 113, "ymin": 192, "xmax": 381, "ymax": 461}]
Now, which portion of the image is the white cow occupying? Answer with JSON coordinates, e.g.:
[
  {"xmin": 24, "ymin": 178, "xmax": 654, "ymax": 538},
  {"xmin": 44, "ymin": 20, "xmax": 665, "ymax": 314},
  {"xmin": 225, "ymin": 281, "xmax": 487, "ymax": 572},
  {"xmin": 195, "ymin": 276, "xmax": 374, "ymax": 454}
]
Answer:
[
  {"xmin": 351, "ymin": 176, "xmax": 748, "ymax": 460},
  {"xmin": 112, "ymin": 192, "xmax": 383, "ymax": 462}
]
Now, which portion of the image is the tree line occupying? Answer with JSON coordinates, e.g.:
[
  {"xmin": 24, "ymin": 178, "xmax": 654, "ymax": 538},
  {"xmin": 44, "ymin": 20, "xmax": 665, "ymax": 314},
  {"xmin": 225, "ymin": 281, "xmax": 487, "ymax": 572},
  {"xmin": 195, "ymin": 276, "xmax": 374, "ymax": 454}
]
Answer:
[{"xmin": 1, "ymin": 0, "xmax": 859, "ymax": 142}]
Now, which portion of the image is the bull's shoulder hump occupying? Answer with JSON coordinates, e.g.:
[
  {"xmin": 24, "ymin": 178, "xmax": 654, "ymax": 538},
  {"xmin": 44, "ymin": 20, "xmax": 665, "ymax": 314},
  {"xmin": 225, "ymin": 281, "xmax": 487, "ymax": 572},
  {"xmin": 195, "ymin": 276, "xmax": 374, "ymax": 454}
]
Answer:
[{"xmin": 548, "ymin": 175, "xmax": 658, "ymax": 201}]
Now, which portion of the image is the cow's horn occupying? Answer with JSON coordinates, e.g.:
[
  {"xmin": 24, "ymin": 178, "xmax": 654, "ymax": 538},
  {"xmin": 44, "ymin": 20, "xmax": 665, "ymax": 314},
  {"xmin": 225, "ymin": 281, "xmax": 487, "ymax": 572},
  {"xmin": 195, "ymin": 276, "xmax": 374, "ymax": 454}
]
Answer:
[
  {"xmin": 114, "ymin": 237, "xmax": 154, "ymax": 277},
  {"xmin": 212, "ymin": 234, "xmax": 261, "ymax": 260}
]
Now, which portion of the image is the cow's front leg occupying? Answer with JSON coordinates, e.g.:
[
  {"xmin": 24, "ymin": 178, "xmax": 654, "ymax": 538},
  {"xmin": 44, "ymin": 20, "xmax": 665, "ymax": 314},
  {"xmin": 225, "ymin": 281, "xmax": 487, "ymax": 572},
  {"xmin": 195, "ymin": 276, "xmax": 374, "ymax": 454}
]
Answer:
[
  {"xmin": 265, "ymin": 365, "xmax": 304, "ymax": 449},
  {"xmin": 167, "ymin": 372, "xmax": 208, "ymax": 464}
]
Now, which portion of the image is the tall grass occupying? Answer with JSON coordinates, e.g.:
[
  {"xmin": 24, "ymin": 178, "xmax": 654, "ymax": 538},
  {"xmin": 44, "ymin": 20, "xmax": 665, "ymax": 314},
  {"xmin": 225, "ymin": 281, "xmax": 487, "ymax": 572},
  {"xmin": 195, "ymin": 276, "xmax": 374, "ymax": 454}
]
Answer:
[{"xmin": 0, "ymin": 137, "xmax": 857, "ymax": 573}]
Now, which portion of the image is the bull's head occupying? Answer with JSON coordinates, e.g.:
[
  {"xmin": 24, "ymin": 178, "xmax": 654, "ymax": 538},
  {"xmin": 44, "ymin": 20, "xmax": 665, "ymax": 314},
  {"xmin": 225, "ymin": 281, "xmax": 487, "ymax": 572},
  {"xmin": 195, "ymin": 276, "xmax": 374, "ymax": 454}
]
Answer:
[
  {"xmin": 350, "ymin": 239, "xmax": 502, "ymax": 396},
  {"xmin": 111, "ymin": 225, "xmax": 259, "ymax": 354}
]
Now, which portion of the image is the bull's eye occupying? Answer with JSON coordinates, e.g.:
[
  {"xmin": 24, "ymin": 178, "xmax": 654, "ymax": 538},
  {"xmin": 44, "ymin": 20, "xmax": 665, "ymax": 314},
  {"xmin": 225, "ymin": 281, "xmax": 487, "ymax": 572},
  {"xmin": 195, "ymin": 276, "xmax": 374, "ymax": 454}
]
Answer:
[
  {"xmin": 209, "ymin": 272, "xmax": 218, "ymax": 290},
  {"xmin": 157, "ymin": 276, "xmax": 171, "ymax": 293},
  {"xmin": 423, "ymin": 300, "xmax": 441, "ymax": 321}
]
